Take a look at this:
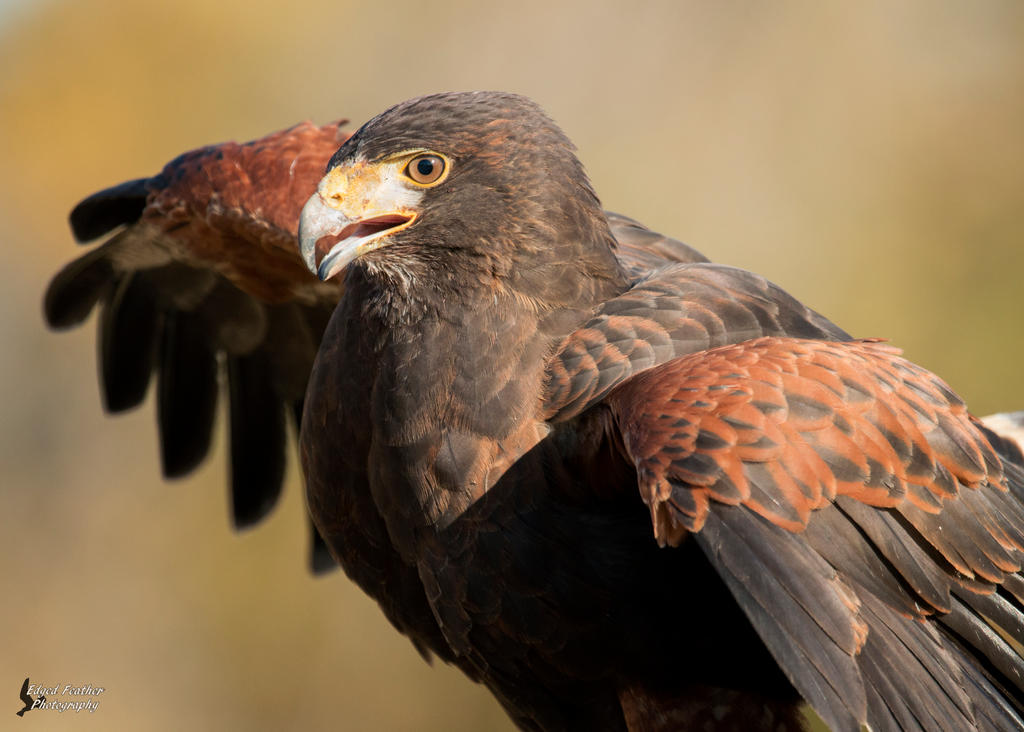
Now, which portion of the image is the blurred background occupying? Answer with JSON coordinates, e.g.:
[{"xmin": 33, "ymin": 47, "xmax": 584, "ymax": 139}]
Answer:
[{"xmin": 3, "ymin": 1, "xmax": 1024, "ymax": 729}]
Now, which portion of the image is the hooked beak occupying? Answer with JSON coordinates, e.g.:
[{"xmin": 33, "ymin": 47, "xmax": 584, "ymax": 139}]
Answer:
[{"xmin": 299, "ymin": 163, "xmax": 418, "ymax": 281}]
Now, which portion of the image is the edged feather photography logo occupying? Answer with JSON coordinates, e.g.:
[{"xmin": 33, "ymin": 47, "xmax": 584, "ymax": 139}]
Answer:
[{"xmin": 16, "ymin": 678, "xmax": 105, "ymax": 716}]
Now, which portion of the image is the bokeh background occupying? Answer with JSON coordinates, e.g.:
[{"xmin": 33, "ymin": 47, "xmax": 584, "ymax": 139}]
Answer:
[{"xmin": 3, "ymin": 1, "xmax": 1024, "ymax": 729}]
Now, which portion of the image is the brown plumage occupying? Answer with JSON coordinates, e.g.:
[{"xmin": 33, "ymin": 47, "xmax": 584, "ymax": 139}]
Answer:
[
  {"xmin": 46, "ymin": 91, "xmax": 1024, "ymax": 731},
  {"xmin": 42, "ymin": 110, "xmax": 705, "ymax": 570}
]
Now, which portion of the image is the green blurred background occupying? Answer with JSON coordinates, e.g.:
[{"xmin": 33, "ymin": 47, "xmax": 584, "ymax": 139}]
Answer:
[{"xmin": 2, "ymin": 1, "xmax": 1023, "ymax": 729}]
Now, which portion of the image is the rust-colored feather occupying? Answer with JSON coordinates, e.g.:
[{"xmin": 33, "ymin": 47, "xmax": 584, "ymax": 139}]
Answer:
[
  {"xmin": 611, "ymin": 337, "xmax": 1014, "ymax": 544},
  {"xmin": 136, "ymin": 120, "xmax": 351, "ymax": 304}
]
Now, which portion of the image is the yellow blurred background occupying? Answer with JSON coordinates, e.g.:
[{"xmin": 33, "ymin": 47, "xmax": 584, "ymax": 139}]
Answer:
[{"xmin": 2, "ymin": 1, "xmax": 1023, "ymax": 729}]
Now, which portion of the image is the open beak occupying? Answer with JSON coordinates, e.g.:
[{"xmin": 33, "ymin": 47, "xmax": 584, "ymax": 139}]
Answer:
[{"xmin": 299, "ymin": 163, "xmax": 417, "ymax": 281}]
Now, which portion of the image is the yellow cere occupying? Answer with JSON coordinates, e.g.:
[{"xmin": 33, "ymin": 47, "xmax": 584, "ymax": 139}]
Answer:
[{"xmin": 316, "ymin": 153, "xmax": 442, "ymax": 221}]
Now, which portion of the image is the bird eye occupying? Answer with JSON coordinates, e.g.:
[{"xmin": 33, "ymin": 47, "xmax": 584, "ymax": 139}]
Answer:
[{"xmin": 405, "ymin": 154, "xmax": 446, "ymax": 185}]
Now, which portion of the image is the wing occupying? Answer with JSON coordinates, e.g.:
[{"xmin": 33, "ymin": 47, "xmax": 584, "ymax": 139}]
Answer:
[
  {"xmin": 44, "ymin": 127, "xmax": 707, "ymax": 572},
  {"xmin": 544, "ymin": 262, "xmax": 851, "ymax": 423},
  {"xmin": 604, "ymin": 211, "xmax": 709, "ymax": 277},
  {"xmin": 44, "ymin": 120, "xmax": 350, "ymax": 571},
  {"xmin": 605, "ymin": 336, "xmax": 1024, "ymax": 731}
]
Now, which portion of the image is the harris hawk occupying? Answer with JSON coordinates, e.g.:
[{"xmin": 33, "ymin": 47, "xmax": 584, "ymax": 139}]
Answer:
[{"xmin": 45, "ymin": 92, "xmax": 1024, "ymax": 731}]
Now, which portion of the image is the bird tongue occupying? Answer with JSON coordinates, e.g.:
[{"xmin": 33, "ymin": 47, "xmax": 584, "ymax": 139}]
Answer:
[{"xmin": 314, "ymin": 214, "xmax": 410, "ymax": 269}]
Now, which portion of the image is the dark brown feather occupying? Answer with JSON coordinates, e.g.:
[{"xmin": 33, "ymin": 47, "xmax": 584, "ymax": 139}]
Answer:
[
  {"xmin": 227, "ymin": 350, "xmax": 286, "ymax": 528},
  {"xmin": 69, "ymin": 177, "xmax": 149, "ymax": 242},
  {"xmin": 98, "ymin": 273, "xmax": 159, "ymax": 412},
  {"xmin": 157, "ymin": 310, "xmax": 218, "ymax": 478}
]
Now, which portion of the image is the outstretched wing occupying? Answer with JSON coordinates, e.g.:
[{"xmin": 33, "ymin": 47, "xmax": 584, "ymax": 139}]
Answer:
[
  {"xmin": 44, "ymin": 120, "xmax": 349, "ymax": 570},
  {"xmin": 43, "ymin": 123, "xmax": 709, "ymax": 571},
  {"xmin": 605, "ymin": 335, "xmax": 1024, "ymax": 731}
]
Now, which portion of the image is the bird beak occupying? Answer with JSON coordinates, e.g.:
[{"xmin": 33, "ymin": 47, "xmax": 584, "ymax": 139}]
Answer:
[{"xmin": 299, "ymin": 163, "xmax": 418, "ymax": 281}]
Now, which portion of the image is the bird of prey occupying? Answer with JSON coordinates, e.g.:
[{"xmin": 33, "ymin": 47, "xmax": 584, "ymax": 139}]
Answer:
[
  {"xmin": 46, "ymin": 92, "xmax": 1024, "ymax": 731},
  {"xmin": 44, "ymin": 115, "xmax": 704, "ymax": 572}
]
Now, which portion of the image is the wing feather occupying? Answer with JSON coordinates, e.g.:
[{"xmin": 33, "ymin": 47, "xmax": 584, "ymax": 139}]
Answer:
[
  {"xmin": 227, "ymin": 350, "xmax": 287, "ymax": 528},
  {"xmin": 544, "ymin": 264, "xmax": 850, "ymax": 422},
  {"xmin": 157, "ymin": 309, "xmax": 218, "ymax": 478},
  {"xmin": 98, "ymin": 274, "xmax": 160, "ymax": 412},
  {"xmin": 607, "ymin": 336, "xmax": 1024, "ymax": 729}
]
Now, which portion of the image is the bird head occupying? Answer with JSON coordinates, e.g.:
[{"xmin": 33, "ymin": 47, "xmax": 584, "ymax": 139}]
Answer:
[{"xmin": 299, "ymin": 91, "xmax": 627, "ymax": 306}]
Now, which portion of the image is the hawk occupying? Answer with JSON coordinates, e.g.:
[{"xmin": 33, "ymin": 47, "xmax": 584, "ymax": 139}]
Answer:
[{"xmin": 47, "ymin": 91, "xmax": 1024, "ymax": 731}]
